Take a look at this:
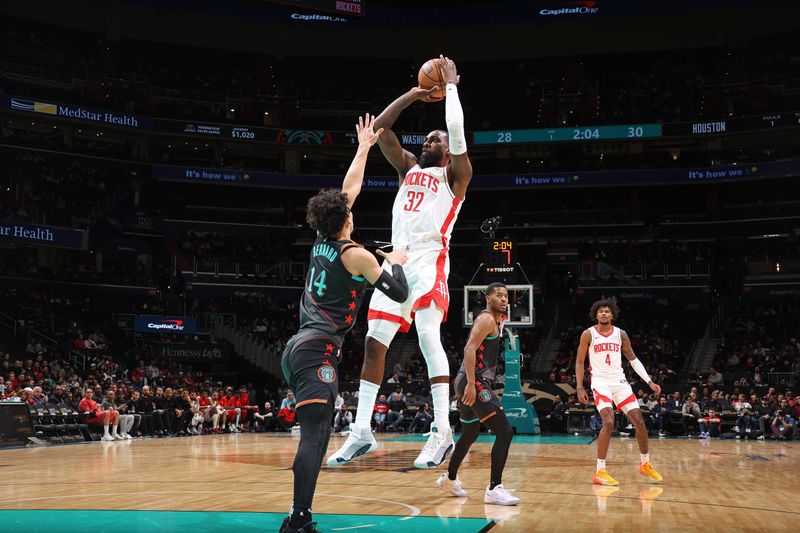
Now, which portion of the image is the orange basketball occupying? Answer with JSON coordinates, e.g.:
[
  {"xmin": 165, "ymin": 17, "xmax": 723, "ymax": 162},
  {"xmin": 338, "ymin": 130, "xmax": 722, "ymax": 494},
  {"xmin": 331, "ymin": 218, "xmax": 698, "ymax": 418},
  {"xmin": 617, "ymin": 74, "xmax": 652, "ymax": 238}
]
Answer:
[{"xmin": 417, "ymin": 58, "xmax": 445, "ymax": 102}]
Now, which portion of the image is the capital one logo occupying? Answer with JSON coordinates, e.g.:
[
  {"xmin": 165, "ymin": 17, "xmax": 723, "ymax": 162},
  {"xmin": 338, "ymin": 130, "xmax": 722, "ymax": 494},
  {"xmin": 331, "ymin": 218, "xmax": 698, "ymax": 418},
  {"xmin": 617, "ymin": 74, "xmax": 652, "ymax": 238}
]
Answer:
[
  {"xmin": 147, "ymin": 319, "xmax": 185, "ymax": 331},
  {"xmin": 540, "ymin": 1, "xmax": 600, "ymax": 16},
  {"xmin": 503, "ymin": 390, "xmax": 523, "ymax": 400},
  {"xmin": 505, "ymin": 407, "xmax": 529, "ymax": 419}
]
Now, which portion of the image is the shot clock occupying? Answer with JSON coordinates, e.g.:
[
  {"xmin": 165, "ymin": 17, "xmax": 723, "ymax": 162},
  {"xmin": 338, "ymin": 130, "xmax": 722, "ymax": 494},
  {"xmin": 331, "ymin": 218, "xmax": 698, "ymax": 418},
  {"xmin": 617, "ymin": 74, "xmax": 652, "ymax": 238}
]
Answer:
[{"xmin": 490, "ymin": 239, "xmax": 514, "ymax": 266}]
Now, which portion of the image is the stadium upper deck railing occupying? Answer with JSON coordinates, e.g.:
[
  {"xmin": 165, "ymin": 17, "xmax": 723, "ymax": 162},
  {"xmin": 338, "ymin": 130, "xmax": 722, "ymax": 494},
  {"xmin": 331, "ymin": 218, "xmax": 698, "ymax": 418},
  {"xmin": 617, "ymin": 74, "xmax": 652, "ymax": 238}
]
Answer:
[{"xmin": 580, "ymin": 261, "xmax": 711, "ymax": 281}]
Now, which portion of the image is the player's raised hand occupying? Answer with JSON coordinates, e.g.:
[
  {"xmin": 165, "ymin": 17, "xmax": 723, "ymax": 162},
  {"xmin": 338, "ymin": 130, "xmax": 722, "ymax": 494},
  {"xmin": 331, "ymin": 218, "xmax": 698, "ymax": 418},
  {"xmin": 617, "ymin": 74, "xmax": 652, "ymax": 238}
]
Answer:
[
  {"xmin": 577, "ymin": 387, "xmax": 589, "ymax": 405},
  {"xmin": 356, "ymin": 113, "xmax": 384, "ymax": 146},
  {"xmin": 439, "ymin": 55, "xmax": 460, "ymax": 86},
  {"xmin": 376, "ymin": 248, "xmax": 407, "ymax": 266},
  {"xmin": 411, "ymin": 86, "xmax": 439, "ymax": 102}
]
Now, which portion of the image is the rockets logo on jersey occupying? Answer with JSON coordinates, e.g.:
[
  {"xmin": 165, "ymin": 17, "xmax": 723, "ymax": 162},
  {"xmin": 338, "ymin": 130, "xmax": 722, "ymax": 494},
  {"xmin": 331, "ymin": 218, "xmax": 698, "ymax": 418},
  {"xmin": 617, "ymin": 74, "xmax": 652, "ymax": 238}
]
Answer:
[
  {"xmin": 391, "ymin": 164, "xmax": 462, "ymax": 249},
  {"xmin": 593, "ymin": 342, "xmax": 620, "ymax": 354},
  {"xmin": 403, "ymin": 170, "xmax": 439, "ymax": 193},
  {"xmin": 401, "ymin": 169, "xmax": 440, "ymax": 213},
  {"xmin": 588, "ymin": 325, "xmax": 624, "ymax": 382}
]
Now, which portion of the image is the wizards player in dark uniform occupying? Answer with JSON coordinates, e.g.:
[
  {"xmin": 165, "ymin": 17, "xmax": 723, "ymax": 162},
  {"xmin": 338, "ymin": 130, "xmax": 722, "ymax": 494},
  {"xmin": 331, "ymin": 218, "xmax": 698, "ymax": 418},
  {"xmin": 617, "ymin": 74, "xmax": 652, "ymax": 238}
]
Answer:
[
  {"xmin": 436, "ymin": 282, "xmax": 520, "ymax": 506},
  {"xmin": 280, "ymin": 114, "xmax": 409, "ymax": 533}
]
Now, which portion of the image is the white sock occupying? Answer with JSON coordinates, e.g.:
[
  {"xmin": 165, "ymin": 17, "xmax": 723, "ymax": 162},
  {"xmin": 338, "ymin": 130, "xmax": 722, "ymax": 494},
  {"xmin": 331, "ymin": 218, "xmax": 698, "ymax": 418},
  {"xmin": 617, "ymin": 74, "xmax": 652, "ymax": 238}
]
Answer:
[
  {"xmin": 103, "ymin": 425, "xmax": 110, "ymax": 437},
  {"xmin": 640, "ymin": 453, "xmax": 650, "ymax": 465},
  {"xmin": 355, "ymin": 380, "xmax": 380, "ymax": 429},
  {"xmin": 431, "ymin": 383, "xmax": 450, "ymax": 431},
  {"xmin": 596, "ymin": 458, "xmax": 606, "ymax": 472},
  {"xmin": 111, "ymin": 424, "xmax": 119, "ymax": 436}
]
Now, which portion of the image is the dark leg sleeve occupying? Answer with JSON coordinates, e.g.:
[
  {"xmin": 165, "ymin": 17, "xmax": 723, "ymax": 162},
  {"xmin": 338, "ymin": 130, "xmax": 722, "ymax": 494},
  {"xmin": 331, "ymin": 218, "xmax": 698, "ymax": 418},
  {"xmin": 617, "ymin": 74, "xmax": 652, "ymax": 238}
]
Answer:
[
  {"xmin": 484, "ymin": 411, "xmax": 513, "ymax": 488},
  {"xmin": 446, "ymin": 421, "xmax": 480, "ymax": 480},
  {"xmin": 291, "ymin": 402, "xmax": 333, "ymax": 520}
]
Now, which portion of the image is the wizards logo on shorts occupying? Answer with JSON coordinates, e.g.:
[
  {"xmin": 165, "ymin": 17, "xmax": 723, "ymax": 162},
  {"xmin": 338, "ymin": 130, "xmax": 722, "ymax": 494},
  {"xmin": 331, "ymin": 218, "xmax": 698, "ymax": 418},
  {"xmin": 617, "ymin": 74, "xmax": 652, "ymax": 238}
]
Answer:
[
  {"xmin": 317, "ymin": 364, "xmax": 336, "ymax": 384},
  {"xmin": 479, "ymin": 389, "xmax": 492, "ymax": 402}
]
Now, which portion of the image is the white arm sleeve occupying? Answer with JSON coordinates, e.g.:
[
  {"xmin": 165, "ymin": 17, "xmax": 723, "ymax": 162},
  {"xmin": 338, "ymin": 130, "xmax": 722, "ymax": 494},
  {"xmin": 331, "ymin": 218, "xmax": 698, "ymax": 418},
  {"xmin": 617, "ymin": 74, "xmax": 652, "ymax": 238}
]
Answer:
[
  {"xmin": 445, "ymin": 83, "xmax": 467, "ymax": 155},
  {"xmin": 630, "ymin": 358, "xmax": 652, "ymax": 383}
]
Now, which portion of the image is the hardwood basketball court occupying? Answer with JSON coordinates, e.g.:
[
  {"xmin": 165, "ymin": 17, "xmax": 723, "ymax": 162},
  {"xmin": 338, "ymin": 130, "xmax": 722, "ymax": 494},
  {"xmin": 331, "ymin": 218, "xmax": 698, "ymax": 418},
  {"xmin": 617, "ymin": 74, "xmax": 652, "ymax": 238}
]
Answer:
[{"xmin": 0, "ymin": 433, "xmax": 797, "ymax": 532}]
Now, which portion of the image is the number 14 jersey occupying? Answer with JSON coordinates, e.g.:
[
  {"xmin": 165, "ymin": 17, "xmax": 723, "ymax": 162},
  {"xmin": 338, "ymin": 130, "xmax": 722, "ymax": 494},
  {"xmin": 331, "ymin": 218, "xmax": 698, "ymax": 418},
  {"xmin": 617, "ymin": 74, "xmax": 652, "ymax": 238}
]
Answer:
[{"xmin": 299, "ymin": 235, "xmax": 367, "ymax": 343}]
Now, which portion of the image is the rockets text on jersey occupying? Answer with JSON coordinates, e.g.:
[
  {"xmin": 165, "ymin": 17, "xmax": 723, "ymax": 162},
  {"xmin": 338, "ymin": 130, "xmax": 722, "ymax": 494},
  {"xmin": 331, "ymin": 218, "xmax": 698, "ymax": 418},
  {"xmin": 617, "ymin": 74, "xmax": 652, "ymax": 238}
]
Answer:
[
  {"xmin": 588, "ymin": 325, "xmax": 625, "ymax": 382},
  {"xmin": 391, "ymin": 164, "xmax": 462, "ymax": 249}
]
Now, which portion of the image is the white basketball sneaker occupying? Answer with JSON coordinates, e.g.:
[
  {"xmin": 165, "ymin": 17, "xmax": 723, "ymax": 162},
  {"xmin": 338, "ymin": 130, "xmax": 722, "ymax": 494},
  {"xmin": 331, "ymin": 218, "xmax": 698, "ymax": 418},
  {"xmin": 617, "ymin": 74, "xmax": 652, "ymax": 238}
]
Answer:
[
  {"xmin": 436, "ymin": 472, "xmax": 468, "ymax": 497},
  {"xmin": 414, "ymin": 422, "xmax": 454, "ymax": 469},
  {"xmin": 326, "ymin": 423, "xmax": 377, "ymax": 466},
  {"xmin": 484, "ymin": 484, "xmax": 520, "ymax": 506}
]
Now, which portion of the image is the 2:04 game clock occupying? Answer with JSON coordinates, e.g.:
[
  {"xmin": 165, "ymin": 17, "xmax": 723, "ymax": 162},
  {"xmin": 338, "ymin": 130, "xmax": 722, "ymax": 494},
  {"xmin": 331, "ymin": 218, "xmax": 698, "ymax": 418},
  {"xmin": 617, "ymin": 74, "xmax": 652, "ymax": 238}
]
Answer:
[{"xmin": 490, "ymin": 240, "xmax": 514, "ymax": 266}]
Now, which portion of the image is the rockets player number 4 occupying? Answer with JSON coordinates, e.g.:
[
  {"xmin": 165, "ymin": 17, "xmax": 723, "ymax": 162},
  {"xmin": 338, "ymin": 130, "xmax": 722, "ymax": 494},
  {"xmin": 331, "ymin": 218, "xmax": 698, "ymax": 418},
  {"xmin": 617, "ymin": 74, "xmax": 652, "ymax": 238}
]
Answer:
[{"xmin": 575, "ymin": 299, "xmax": 664, "ymax": 486}]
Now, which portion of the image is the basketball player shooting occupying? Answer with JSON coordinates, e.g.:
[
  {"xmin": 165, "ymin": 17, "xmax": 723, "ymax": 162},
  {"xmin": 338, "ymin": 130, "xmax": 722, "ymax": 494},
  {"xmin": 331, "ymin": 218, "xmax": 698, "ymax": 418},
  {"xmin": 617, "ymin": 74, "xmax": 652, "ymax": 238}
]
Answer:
[
  {"xmin": 436, "ymin": 282, "xmax": 519, "ymax": 506},
  {"xmin": 328, "ymin": 55, "xmax": 473, "ymax": 469},
  {"xmin": 279, "ymin": 114, "xmax": 410, "ymax": 533},
  {"xmin": 575, "ymin": 299, "xmax": 663, "ymax": 486}
]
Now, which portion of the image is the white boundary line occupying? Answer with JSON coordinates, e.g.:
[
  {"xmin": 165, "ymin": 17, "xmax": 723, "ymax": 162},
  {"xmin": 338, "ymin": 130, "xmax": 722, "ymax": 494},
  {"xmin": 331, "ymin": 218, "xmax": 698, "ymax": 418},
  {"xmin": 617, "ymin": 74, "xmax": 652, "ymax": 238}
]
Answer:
[{"xmin": 0, "ymin": 490, "xmax": 421, "ymax": 526}]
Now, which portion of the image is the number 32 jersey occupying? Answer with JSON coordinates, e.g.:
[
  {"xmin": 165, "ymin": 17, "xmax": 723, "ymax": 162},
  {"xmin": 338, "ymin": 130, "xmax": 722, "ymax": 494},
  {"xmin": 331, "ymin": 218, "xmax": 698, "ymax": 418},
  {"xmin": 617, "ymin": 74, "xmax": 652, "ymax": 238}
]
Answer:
[
  {"xmin": 587, "ymin": 325, "xmax": 625, "ymax": 382},
  {"xmin": 391, "ymin": 164, "xmax": 462, "ymax": 250}
]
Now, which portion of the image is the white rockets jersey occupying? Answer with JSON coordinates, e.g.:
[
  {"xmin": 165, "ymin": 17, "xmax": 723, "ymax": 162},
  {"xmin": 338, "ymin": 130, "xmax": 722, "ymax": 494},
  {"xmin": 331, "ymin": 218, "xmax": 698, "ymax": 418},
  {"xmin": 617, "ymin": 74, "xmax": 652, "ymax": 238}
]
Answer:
[
  {"xmin": 587, "ymin": 325, "xmax": 625, "ymax": 382},
  {"xmin": 391, "ymin": 164, "xmax": 462, "ymax": 249}
]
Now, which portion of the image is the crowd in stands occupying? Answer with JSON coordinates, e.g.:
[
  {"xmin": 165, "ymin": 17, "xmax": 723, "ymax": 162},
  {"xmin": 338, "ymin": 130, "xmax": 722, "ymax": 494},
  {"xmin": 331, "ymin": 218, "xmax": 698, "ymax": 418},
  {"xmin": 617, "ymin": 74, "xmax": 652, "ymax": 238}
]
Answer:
[
  {"xmin": 1, "ymin": 147, "xmax": 134, "ymax": 229},
  {"xmin": 714, "ymin": 300, "xmax": 800, "ymax": 380},
  {"xmin": 1, "ymin": 352, "xmax": 295, "ymax": 438},
  {"xmin": 4, "ymin": 19, "xmax": 800, "ymax": 132},
  {"xmin": 2, "ymin": 283, "xmax": 798, "ymax": 443},
  {"xmin": 0, "ymin": 246, "xmax": 149, "ymax": 286},
  {"xmin": 565, "ymin": 386, "xmax": 800, "ymax": 440},
  {"xmin": 580, "ymin": 239, "xmax": 713, "ymax": 267},
  {"xmin": 178, "ymin": 232, "xmax": 290, "ymax": 266},
  {"xmin": 1, "ymin": 291, "xmax": 303, "ymax": 438}
]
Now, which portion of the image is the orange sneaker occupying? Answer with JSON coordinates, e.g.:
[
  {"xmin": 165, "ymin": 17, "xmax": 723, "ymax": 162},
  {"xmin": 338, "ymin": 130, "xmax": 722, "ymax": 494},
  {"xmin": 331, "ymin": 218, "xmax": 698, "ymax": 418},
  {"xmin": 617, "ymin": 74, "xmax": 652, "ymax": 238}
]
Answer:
[
  {"xmin": 592, "ymin": 469, "xmax": 619, "ymax": 486},
  {"xmin": 639, "ymin": 462, "xmax": 663, "ymax": 482}
]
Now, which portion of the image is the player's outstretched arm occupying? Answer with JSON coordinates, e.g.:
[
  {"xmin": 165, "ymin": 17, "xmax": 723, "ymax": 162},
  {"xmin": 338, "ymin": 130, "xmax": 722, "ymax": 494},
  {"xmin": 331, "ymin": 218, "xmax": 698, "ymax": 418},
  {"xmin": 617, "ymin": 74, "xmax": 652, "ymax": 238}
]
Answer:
[
  {"xmin": 461, "ymin": 313, "xmax": 495, "ymax": 406},
  {"xmin": 575, "ymin": 330, "xmax": 591, "ymax": 404},
  {"xmin": 440, "ymin": 55, "xmax": 473, "ymax": 200},
  {"xmin": 621, "ymin": 330, "xmax": 661, "ymax": 395},
  {"xmin": 342, "ymin": 114, "xmax": 384, "ymax": 209},
  {"xmin": 374, "ymin": 87, "xmax": 436, "ymax": 179},
  {"xmin": 341, "ymin": 247, "xmax": 409, "ymax": 303}
]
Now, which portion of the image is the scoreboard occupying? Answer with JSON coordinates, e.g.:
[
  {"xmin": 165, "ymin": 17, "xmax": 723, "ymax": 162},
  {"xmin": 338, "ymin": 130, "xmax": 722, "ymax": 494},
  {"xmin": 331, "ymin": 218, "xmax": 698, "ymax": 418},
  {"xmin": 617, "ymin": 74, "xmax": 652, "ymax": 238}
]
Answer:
[{"xmin": 486, "ymin": 239, "xmax": 515, "ymax": 274}]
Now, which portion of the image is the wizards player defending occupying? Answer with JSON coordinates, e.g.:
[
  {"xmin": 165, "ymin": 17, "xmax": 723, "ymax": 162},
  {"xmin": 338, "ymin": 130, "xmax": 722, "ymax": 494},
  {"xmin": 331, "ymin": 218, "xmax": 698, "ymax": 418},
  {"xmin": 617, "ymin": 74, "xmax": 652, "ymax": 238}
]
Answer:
[
  {"xmin": 329, "ymin": 55, "xmax": 472, "ymax": 469},
  {"xmin": 575, "ymin": 299, "xmax": 663, "ymax": 486},
  {"xmin": 279, "ymin": 114, "xmax": 409, "ymax": 533},
  {"xmin": 436, "ymin": 282, "xmax": 520, "ymax": 506}
]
